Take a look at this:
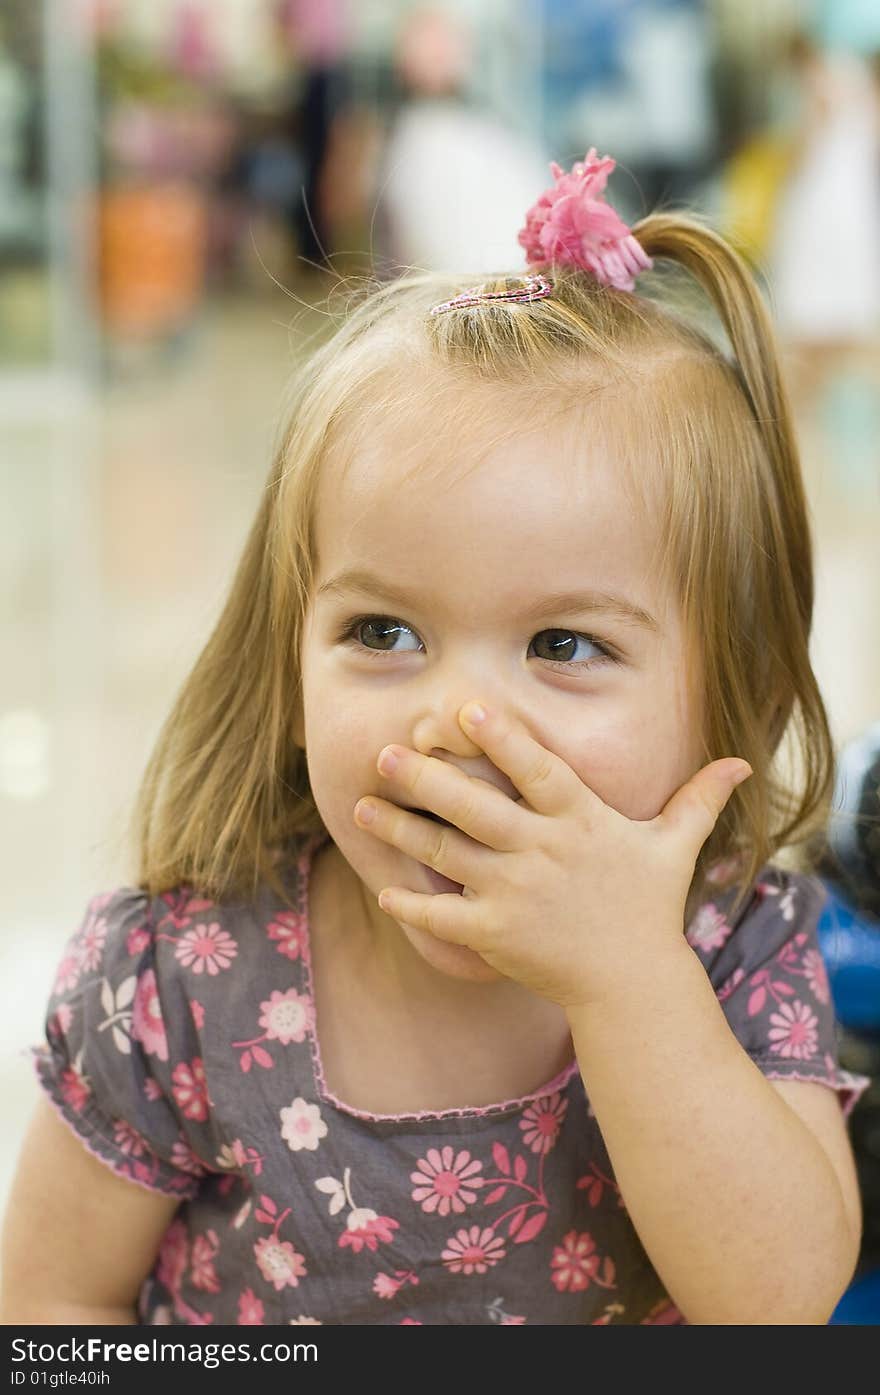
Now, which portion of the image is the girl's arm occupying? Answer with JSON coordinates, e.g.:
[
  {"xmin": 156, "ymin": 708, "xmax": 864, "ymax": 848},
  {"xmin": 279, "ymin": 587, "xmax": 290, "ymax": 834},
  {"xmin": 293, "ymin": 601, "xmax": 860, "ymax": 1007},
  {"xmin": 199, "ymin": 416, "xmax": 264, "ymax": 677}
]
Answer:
[
  {"xmin": 0, "ymin": 1099, "xmax": 179, "ymax": 1324},
  {"xmin": 566, "ymin": 943, "xmax": 862, "ymax": 1326}
]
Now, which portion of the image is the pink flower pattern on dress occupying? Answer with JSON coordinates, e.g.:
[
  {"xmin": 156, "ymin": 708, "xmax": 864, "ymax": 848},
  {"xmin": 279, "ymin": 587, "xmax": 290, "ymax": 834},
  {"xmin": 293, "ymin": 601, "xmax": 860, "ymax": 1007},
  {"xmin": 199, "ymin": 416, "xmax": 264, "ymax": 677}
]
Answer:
[
  {"xmin": 254, "ymin": 1235, "xmax": 307, "ymax": 1291},
  {"xmin": 802, "ymin": 948, "xmax": 830, "ymax": 1005},
  {"xmin": 76, "ymin": 912, "xmax": 108, "ymax": 972},
  {"xmin": 53, "ymin": 950, "xmax": 82, "ymax": 997},
  {"xmin": 126, "ymin": 925, "xmax": 150, "ymax": 956},
  {"xmin": 411, "ymin": 1147, "xmax": 484, "ymax": 1215},
  {"xmin": 267, "ymin": 910, "xmax": 306, "ymax": 961},
  {"xmin": 252, "ymin": 1192, "xmax": 308, "ymax": 1291},
  {"xmin": 338, "ymin": 1210, "xmax": 399, "ymax": 1254},
  {"xmin": 519, "ymin": 1092, "xmax": 568, "ymax": 1155},
  {"xmin": 156, "ymin": 1219, "xmax": 189, "ymax": 1295},
  {"xmin": 190, "ymin": 1231, "xmax": 221, "ymax": 1293},
  {"xmin": 767, "ymin": 1000, "xmax": 819, "ymax": 1059},
  {"xmin": 550, "ymin": 1231, "xmax": 615, "ymax": 1293},
  {"xmin": 685, "ymin": 903, "xmax": 732, "ymax": 953},
  {"xmin": 704, "ymin": 855, "xmax": 745, "ymax": 886},
  {"xmin": 53, "ymin": 1003, "xmax": 74, "ymax": 1035},
  {"xmin": 170, "ymin": 1138, "xmax": 207, "ymax": 1177},
  {"xmin": 237, "ymin": 1288, "xmax": 265, "ymax": 1325},
  {"xmin": 174, "ymin": 923, "xmax": 238, "ymax": 975},
  {"xmin": 746, "ymin": 966, "xmax": 796, "ymax": 1018},
  {"xmin": 576, "ymin": 1161, "xmax": 622, "ymax": 1210},
  {"xmin": 171, "ymin": 1058, "xmax": 209, "ymax": 1121},
  {"xmin": 258, "ymin": 988, "xmax": 312, "ymax": 1044},
  {"xmin": 477, "ymin": 1140, "xmax": 553, "ymax": 1250},
  {"xmin": 157, "ymin": 889, "xmax": 215, "ymax": 933},
  {"xmin": 716, "ymin": 966, "xmax": 746, "ymax": 1003},
  {"xmin": 232, "ymin": 989, "xmax": 314, "ymax": 1072},
  {"xmin": 113, "ymin": 1120, "xmax": 147, "ymax": 1156},
  {"xmin": 280, "ymin": 1097, "xmax": 327, "ymax": 1152},
  {"xmin": 131, "ymin": 968, "xmax": 169, "ymax": 1061},
  {"xmin": 442, "ymin": 1226, "xmax": 506, "ymax": 1275},
  {"xmin": 216, "ymin": 1139, "xmax": 264, "ymax": 1176},
  {"xmin": 37, "ymin": 848, "xmax": 866, "ymax": 1325},
  {"xmin": 59, "ymin": 1064, "xmax": 90, "ymax": 1113},
  {"xmin": 372, "ymin": 1269, "xmax": 418, "ymax": 1300}
]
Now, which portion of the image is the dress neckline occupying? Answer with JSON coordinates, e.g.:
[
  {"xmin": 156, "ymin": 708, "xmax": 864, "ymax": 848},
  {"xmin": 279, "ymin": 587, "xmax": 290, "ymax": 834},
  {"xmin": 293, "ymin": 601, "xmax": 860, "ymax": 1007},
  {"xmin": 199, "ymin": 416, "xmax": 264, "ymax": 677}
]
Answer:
[{"xmin": 293, "ymin": 830, "xmax": 580, "ymax": 1125}]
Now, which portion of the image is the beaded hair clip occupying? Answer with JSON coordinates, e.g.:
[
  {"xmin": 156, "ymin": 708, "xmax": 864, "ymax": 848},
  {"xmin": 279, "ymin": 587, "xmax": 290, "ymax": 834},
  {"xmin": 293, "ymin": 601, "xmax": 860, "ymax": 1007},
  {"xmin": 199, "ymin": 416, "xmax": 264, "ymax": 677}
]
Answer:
[
  {"xmin": 428, "ymin": 272, "xmax": 554, "ymax": 317},
  {"xmin": 429, "ymin": 148, "xmax": 652, "ymax": 316}
]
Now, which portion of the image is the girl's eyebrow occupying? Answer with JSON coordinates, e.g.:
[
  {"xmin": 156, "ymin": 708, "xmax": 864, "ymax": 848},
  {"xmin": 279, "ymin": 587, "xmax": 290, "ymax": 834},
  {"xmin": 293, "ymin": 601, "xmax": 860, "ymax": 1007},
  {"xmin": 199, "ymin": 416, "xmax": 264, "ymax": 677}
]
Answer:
[{"xmin": 316, "ymin": 568, "xmax": 660, "ymax": 634}]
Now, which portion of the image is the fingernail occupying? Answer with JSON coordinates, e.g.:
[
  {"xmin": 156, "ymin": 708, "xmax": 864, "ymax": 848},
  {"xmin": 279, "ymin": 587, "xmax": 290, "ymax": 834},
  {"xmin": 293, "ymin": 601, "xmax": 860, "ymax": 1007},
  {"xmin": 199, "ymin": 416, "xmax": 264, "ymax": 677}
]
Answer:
[
  {"xmin": 461, "ymin": 702, "xmax": 487, "ymax": 726},
  {"xmin": 355, "ymin": 800, "xmax": 377, "ymax": 825},
  {"xmin": 377, "ymin": 747, "xmax": 399, "ymax": 776},
  {"xmin": 731, "ymin": 765, "xmax": 753, "ymax": 787}
]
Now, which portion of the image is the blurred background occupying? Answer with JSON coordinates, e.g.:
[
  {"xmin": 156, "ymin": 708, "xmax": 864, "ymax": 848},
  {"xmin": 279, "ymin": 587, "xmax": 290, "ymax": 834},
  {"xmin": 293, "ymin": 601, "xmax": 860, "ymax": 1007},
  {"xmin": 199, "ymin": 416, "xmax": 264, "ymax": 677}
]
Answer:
[{"xmin": 2, "ymin": 0, "xmax": 880, "ymax": 1290}]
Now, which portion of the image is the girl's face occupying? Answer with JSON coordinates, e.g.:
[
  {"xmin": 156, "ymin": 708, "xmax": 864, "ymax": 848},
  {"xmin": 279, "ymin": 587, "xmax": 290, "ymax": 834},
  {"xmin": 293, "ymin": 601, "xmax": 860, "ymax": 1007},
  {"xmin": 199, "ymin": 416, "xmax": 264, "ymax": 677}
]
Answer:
[{"xmin": 293, "ymin": 394, "xmax": 706, "ymax": 984}]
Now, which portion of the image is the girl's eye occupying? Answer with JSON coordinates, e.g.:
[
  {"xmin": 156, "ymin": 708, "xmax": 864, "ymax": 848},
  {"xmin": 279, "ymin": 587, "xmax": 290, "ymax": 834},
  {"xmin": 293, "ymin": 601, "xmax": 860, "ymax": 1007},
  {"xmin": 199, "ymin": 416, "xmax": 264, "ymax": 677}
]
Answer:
[
  {"xmin": 529, "ymin": 628, "xmax": 613, "ymax": 666},
  {"xmin": 341, "ymin": 616, "xmax": 422, "ymax": 653},
  {"xmin": 335, "ymin": 616, "xmax": 616, "ymax": 668}
]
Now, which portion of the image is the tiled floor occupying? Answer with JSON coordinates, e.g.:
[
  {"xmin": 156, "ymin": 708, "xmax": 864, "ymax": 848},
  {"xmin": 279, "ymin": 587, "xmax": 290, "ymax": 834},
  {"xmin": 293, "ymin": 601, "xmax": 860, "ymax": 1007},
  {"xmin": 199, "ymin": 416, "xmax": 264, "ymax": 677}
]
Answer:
[{"xmin": 1, "ymin": 288, "xmax": 878, "ymax": 1230}]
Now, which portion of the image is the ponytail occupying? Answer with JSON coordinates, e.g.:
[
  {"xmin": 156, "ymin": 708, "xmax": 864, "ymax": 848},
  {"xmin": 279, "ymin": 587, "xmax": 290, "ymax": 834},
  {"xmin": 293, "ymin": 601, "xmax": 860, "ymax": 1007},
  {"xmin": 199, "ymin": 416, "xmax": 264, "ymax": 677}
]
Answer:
[
  {"xmin": 630, "ymin": 213, "xmax": 834, "ymax": 909},
  {"xmin": 632, "ymin": 214, "xmax": 812, "ymax": 629}
]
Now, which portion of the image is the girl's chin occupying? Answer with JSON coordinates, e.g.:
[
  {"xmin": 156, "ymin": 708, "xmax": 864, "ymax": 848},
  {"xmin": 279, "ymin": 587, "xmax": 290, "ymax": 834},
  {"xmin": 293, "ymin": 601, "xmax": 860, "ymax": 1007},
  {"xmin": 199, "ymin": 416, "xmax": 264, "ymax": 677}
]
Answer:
[{"xmin": 397, "ymin": 917, "xmax": 504, "ymax": 984}]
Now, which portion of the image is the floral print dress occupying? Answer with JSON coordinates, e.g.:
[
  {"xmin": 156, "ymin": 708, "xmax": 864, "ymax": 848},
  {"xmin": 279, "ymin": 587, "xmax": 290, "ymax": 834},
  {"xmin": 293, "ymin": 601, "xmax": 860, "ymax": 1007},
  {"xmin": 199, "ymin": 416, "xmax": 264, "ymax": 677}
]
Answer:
[{"xmin": 32, "ymin": 831, "xmax": 869, "ymax": 1325}]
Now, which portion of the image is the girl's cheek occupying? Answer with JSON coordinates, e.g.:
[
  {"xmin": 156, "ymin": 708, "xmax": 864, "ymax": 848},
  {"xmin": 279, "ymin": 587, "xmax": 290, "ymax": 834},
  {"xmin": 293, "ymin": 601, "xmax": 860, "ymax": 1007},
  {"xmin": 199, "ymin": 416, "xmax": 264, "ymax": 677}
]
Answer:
[
  {"xmin": 557, "ymin": 731, "xmax": 674, "ymax": 821},
  {"xmin": 307, "ymin": 702, "xmax": 377, "ymax": 781}
]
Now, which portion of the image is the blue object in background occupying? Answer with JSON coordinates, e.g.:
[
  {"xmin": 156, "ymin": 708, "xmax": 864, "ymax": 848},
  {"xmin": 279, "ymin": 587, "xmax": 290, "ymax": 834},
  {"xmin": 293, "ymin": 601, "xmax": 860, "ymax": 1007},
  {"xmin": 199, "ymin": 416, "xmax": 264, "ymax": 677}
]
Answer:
[
  {"xmin": 830, "ymin": 1268, "xmax": 880, "ymax": 1324},
  {"xmin": 817, "ymin": 883, "xmax": 880, "ymax": 1323},
  {"xmin": 815, "ymin": 0, "xmax": 880, "ymax": 52},
  {"xmin": 817, "ymin": 885, "xmax": 880, "ymax": 1036}
]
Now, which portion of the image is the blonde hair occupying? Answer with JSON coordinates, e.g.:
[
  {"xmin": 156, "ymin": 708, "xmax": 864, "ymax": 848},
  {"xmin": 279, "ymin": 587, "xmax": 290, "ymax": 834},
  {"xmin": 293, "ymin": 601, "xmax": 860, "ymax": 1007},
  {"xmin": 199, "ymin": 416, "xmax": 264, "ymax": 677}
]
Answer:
[{"xmin": 131, "ymin": 213, "xmax": 834, "ymax": 927}]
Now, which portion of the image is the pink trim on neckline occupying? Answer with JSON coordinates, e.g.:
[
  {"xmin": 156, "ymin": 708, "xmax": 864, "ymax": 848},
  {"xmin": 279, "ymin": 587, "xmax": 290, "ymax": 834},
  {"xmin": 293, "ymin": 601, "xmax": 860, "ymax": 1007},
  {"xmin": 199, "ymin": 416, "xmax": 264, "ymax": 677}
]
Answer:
[{"xmin": 294, "ymin": 831, "xmax": 580, "ymax": 1124}]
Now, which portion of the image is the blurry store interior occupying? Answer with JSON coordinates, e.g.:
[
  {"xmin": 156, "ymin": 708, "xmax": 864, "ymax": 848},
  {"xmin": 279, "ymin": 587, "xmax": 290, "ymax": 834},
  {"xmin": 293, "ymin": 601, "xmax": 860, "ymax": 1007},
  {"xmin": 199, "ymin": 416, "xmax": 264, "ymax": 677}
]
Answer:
[{"xmin": 1, "ymin": 0, "xmax": 880, "ymax": 1275}]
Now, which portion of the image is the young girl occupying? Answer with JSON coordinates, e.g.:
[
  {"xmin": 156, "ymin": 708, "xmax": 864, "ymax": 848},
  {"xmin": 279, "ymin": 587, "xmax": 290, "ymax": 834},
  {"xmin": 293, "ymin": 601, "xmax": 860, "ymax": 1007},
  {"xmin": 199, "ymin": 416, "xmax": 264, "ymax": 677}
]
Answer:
[{"xmin": 1, "ymin": 151, "xmax": 869, "ymax": 1326}]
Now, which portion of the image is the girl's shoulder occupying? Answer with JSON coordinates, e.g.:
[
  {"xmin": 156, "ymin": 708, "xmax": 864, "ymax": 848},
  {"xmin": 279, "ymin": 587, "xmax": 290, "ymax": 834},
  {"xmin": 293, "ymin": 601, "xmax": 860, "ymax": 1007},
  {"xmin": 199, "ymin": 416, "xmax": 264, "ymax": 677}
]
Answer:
[
  {"xmin": 48, "ymin": 832, "xmax": 324, "ymax": 1013},
  {"xmin": 34, "ymin": 835, "xmax": 325, "ymax": 1198},
  {"xmin": 684, "ymin": 858, "xmax": 829, "ymax": 993},
  {"xmin": 687, "ymin": 862, "xmax": 869, "ymax": 1116},
  {"xmin": 130, "ymin": 872, "xmax": 295, "ymax": 948},
  {"xmin": 691, "ymin": 858, "xmax": 826, "ymax": 954}
]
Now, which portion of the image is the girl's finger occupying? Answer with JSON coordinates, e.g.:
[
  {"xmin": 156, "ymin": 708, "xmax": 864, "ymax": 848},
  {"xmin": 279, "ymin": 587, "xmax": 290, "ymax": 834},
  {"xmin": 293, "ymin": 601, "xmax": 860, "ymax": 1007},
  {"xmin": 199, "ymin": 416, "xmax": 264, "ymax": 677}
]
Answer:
[
  {"xmin": 375, "ymin": 884, "xmax": 482, "ymax": 947},
  {"xmin": 657, "ymin": 759, "xmax": 752, "ymax": 860},
  {"xmin": 375, "ymin": 744, "xmax": 527, "ymax": 852},
  {"xmin": 354, "ymin": 797, "xmax": 489, "ymax": 888},
  {"xmin": 457, "ymin": 702, "xmax": 595, "ymax": 818}
]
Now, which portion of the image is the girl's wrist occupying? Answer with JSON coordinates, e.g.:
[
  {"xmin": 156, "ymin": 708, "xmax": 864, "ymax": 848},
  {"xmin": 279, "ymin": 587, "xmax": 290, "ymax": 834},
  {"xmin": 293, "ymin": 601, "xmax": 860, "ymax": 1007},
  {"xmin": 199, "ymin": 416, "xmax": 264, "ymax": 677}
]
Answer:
[{"xmin": 562, "ymin": 934, "xmax": 701, "ymax": 1020}]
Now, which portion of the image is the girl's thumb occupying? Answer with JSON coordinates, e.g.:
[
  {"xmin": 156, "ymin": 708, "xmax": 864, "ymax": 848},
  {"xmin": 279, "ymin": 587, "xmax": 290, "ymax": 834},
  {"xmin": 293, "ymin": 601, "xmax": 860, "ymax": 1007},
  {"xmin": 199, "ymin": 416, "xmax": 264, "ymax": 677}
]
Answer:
[{"xmin": 659, "ymin": 760, "xmax": 753, "ymax": 849}]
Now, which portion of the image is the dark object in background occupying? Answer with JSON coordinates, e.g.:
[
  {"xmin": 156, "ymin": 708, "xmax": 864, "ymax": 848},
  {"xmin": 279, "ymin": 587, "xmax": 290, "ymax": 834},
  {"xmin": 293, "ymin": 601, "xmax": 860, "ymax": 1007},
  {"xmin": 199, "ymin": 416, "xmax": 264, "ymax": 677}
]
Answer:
[
  {"xmin": 815, "ymin": 721, "xmax": 880, "ymax": 1304},
  {"xmin": 287, "ymin": 62, "xmax": 350, "ymax": 265},
  {"xmin": 825, "ymin": 721, "xmax": 880, "ymax": 922}
]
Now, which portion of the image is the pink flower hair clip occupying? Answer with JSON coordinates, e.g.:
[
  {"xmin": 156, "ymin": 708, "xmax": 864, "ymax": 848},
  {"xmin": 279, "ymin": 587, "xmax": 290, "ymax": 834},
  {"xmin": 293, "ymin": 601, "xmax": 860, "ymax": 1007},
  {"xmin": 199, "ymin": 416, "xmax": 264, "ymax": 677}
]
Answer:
[{"xmin": 518, "ymin": 148, "xmax": 652, "ymax": 292}]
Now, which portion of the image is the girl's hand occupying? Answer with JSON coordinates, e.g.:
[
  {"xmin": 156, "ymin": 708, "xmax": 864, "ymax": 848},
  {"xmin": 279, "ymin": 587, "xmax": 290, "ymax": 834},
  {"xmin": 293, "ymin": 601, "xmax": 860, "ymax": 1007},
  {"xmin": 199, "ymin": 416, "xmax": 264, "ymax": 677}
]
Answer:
[{"xmin": 353, "ymin": 701, "xmax": 752, "ymax": 1008}]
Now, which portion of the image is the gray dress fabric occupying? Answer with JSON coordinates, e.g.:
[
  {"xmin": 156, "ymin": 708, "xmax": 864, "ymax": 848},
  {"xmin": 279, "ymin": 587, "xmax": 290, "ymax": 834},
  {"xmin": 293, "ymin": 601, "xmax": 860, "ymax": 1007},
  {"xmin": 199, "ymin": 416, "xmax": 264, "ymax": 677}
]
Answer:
[{"xmin": 32, "ymin": 830, "xmax": 869, "ymax": 1325}]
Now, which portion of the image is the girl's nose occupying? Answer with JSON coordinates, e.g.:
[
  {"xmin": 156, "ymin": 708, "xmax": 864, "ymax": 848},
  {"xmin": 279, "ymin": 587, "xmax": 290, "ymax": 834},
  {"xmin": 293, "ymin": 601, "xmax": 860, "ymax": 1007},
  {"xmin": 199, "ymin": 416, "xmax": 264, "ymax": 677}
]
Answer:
[
  {"xmin": 411, "ymin": 706, "xmax": 483, "ymax": 759},
  {"xmin": 409, "ymin": 707, "xmax": 520, "ymax": 799}
]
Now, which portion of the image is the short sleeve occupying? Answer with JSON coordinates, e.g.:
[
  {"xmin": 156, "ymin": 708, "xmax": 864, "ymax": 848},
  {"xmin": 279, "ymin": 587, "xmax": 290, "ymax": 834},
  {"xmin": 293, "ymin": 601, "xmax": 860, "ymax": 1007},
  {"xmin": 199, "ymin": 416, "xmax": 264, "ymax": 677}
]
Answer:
[
  {"xmin": 686, "ymin": 867, "xmax": 871, "ymax": 1118},
  {"xmin": 31, "ymin": 886, "xmax": 221, "ymax": 1198}
]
